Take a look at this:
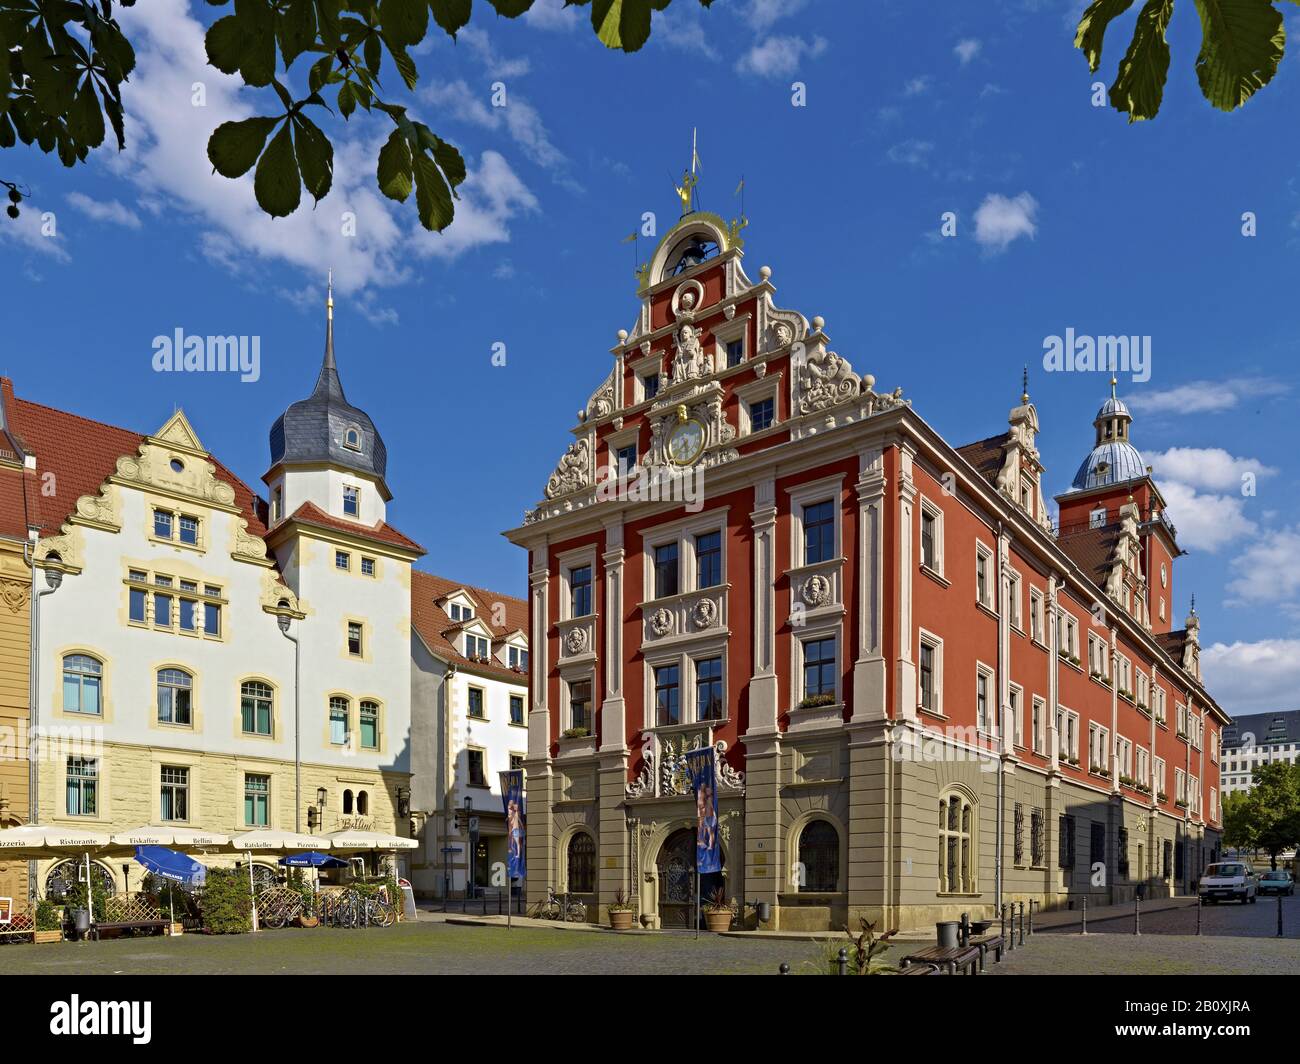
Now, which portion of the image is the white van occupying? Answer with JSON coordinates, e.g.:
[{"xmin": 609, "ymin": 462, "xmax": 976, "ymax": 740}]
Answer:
[{"xmin": 1198, "ymin": 861, "xmax": 1258, "ymax": 904}]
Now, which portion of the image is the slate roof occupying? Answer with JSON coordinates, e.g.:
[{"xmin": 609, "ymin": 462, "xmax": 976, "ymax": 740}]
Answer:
[
  {"xmin": 411, "ymin": 570, "xmax": 529, "ymax": 684},
  {"xmin": 268, "ymin": 315, "xmax": 388, "ymax": 486},
  {"xmin": 1223, "ymin": 710, "xmax": 1300, "ymax": 750}
]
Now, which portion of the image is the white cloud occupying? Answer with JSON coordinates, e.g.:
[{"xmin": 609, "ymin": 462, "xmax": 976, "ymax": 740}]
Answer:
[
  {"xmin": 103, "ymin": 0, "xmax": 537, "ymax": 310},
  {"xmin": 954, "ymin": 39, "xmax": 982, "ymax": 65},
  {"xmin": 886, "ymin": 139, "xmax": 935, "ymax": 168},
  {"xmin": 1127, "ymin": 378, "xmax": 1290, "ymax": 416},
  {"xmin": 653, "ymin": 6, "xmax": 720, "ymax": 59},
  {"xmin": 66, "ymin": 191, "xmax": 142, "ymax": 229},
  {"xmin": 735, "ymin": 34, "xmax": 827, "ymax": 78},
  {"xmin": 903, "ymin": 76, "xmax": 932, "ymax": 96},
  {"xmin": 1202, "ymin": 639, "xmax": 1300, "ymax": 714},
  {"xmin": 745, "ymin": 0, "xmax": 810, "ymax": 32},
  {"xmin": 973, "ymin": 191, "xmax": 1038, "ymax": 251},
  {"xmin": 1226, "ymin": 527, "xmax": 1300, "ymax": 612},
  {"xmin": 522, "ymin": 0, "xmax": 582, "ymax": 31},
  {"xmin": 1147, "ymin": 447, "xmax": 1277, "ymax": 493},
  {"xmin": 0, "ymin": 199, "xmax": 70, "ymax": 263},
  {"xmin": 1157, "ymin": 480, "xmax": 1257, "ymax": 553},
  {"xmin": 458, "ymin": 26, "xmax": 531, "ymax": 79}
]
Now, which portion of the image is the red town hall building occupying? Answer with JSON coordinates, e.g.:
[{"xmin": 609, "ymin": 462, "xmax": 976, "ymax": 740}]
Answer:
[{"xmin": 506, "ymin": 207, "xmax": 1226, "ymax": 931}]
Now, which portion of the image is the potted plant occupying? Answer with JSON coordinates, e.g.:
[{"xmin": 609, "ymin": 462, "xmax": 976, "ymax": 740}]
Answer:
[
  {"xmin": 797, "ymin": 693, "xmax": 835, "ymax": 710},
  {"xmin": 561, "ymin": 726, "xmax": 590, "ymax": 739},
  {"xmin": 703, "ymin": 888, "xmax": 734, "ymax": 933},
  {"xmin": 34, "ymin": 899, "xmax": 63, "ymax": 944},
  {"xmin": 607, "ymin": 887, "xmax": 633, "ymax": 931}
]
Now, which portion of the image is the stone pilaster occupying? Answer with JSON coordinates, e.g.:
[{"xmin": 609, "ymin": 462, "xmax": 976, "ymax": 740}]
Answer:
[
  {"xmin": 1047, "ymin": 575, "xmax": 1061, "ymax": 771},
  {"xmin": 524, "ymin": 553, "xmax": 552, "ymax": 907},
  {"xmin": 597, "ymin": 518, "xmax": 628, "ymax": 914},
  {"xmin": 894, "ymin": 443, "xmax": 917, "ymax": 721},
  {"xmin": 748, "ymin": 476, "xmax": 778, "ymax": 731},
  {"xmin": 852, "ymin": 446, "xmax": 887, "ymax": 722}
]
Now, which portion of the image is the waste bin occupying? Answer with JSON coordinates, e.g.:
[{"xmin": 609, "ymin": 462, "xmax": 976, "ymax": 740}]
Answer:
[
  {"xmin": 71, "ymin": 908, "xmax": 91, "ymax": 938},
  {"xmin": 935, "ymin": 920, "xmax": 959, "ymax": 948}
]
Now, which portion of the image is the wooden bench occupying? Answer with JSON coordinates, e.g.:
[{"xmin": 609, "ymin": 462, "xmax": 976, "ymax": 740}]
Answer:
[
  {"xmin": 88, "ymin": 919, "xmax": 168, "ymax": 940},
  {"xmin": 898, "ymin": 962, "xmax": 941, "ymax": 975},
  {"xmin": 899, "ymin": 944, "xmax": 981, "ymax": 976},
  {"xmin": 968, "ymin": 933, "xmax": 1005, "ymax": 972}
]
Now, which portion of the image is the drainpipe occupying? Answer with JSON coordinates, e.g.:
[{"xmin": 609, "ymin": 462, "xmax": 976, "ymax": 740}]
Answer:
[
  {"xmin": 994, "ymin": 522, "xmax": 1005, "ymax": 912},
  {"xmin": 276, "ymin": 614, "xmax": 301, "ymax": 832},
  {"xmin": 440, "ymin": 664, "xmax": 457, "ymax": 900},
  {"xmin": 25, "ymin": 528, "xmax": 62, "ymax": 899}
]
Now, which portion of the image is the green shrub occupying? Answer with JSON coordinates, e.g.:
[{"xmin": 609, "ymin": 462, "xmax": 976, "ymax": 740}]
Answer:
[
  {"xmin": 35, "ymin": 898, "xmax": 62, "ymax": 932},
  {"xmin": 67, "ymin": 876, "xmax": 109, "ymax": 918},
  {"xmin": 200, "ymin": 867, "xmax": 253, "ymax": 933}
]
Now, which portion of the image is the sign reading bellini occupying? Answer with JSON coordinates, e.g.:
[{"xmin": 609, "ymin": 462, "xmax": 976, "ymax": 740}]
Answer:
[{"xmin": 505, "ymin": 147, "xmax": 1227, "ymax": 932}]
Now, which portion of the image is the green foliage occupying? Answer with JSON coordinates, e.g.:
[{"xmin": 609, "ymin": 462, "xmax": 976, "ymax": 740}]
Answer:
[
  {"xmin": 200, "ymin": 867, "xmax": 253, "ymax": 934},
  {"xmin": 1075, "ymin": 0, "xmax": 1287, "ymax": 122},
  {"xmin": 1223, "ymin": 761, "xmax": 1300, "ymax": 863},
  {"xmin": 67, "ymin": 875, "xmax": 109, "ymax": 918},
  {"xmin": 1, "ymin": 0, "xmax": 716, "ymax": 231},
  {"xmin": 34, "ymin": 898, "xmax": 62, "ymax": 932}
]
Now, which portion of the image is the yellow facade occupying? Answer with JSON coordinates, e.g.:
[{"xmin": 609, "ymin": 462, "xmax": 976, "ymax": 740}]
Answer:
[{"xmin": 0, "ymin": 541, "xmax": 30, "ymax": 903}]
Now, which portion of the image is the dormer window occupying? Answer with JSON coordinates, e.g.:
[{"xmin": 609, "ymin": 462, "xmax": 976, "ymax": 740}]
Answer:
[
  {"xmin": 343, "ymin": 484, "xmax": 359, "ymax": 517},
  {"xmin": 450, "ymin": 602, "xmax": 474, "ymax": 622},
  {"xmin": 465, "ymin": 633, "xmax": 489, "ymax": 659},
  {"xmin": 508, "ymin": 645, "xmax": 529, "ymax": 670},
  {"xmin": 343, "ymin": 425, "xmax": 363, "ymax": 451},
  {"xmin": 1090, "ymin": 506, "xmax": 1107, "ymax": 529}
]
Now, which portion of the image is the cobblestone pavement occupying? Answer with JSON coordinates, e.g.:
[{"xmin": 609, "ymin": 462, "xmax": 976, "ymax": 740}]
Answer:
[
  {"xmin": 1038, "ymin": 890, "xmax": 1300, "ymax": 939},
  {"xmin": 0, "ymin": 922, "xmax": 830, "ymax": 975}
]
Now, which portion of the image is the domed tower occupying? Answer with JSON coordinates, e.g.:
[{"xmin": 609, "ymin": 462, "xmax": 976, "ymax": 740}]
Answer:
[
  {"xmin": 265, "ymin": 276, "xmax": 392, "ymax": 528},
  {"xmin": 1056, "ymin": 378, "xmax": 1182, "ymax": 633}
]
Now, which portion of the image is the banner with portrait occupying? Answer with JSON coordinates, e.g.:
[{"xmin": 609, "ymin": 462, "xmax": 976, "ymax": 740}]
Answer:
[
  {"xmin": 500, "ymin": 769, "xmax": 526, "ymax": 880},
  {"xmin": 685, "ymin": 747, "xmax": 722, "ymax": 874}
]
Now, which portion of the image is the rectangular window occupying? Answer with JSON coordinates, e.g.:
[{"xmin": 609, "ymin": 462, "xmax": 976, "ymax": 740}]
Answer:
[
  {"xmin": 330, "ymin": 698, "xmax": 349, "ymax": 745},
  {"xmin": 129, "ymin": 583, "xmax": 147, "ymax": 623},
  {"xmin": 508, "ymin": 646, "xmax": 529, "ymax": 670},
  {"xmin": 179, "ymin": 597, "xmax": 196, "ymax": 632},
  {"xmin": 616, "ymin": 443, "xmax": 638, "ymax": 474},
  {"xmin": 1007, "ymin": 571, "xmax": 1022, "ymax": 629},
  {"xmin": 360, "ymin": 702, "xmax": 379, "ymax": 750},
  {"xmin": 156, "ymin": 669, "xmax": 192, "ymax": 725},
  {"xmin": 802, "ymin": 637, "xmax": 837, "ymax": 700},
  {"xmin": 1090, "ymin": 821, "xmax": 1106, "ymax": 868},
  {"xmin": 570, "ymin": 565, "xmax": 593, "ymax": 617},
  {"xmin": 66, "ymin": 757, "xmax": 98, "ymax": 816},
  {"xmin": 272, "ymin": 486, "xmax": 282, "ymax": 521},
  {"xmin": 653, "ymin": 543, "xmax": 679, "ymax": 599},
  {"xmin": 244, "ymin": 774, "xmax": 269, "ymax": 827},
  {"xmin": 976, "ymin": 668, "xmax": 992, "ymax": 732},
  {"xmin": 749, "ymin": 397, "xmax": 773, "ymax": 432},
  {"xmin": 178, "ymin": 515, "xmax": 199, "ymax": 546},
  {"xmin": 654, "ymin": 664, "xmax": 680, "ymax": 727},
  {"xmin": 153, "ymin": 509, "xmax": 173, "ymax": 539},
  {"xmin": 1032, "ymin": 696, "xmax": 1046, "ymax": 754},
  {"xmin": 725, "ymin": 339, "xmax": 744, "ymax": 367},
  {"xmin": 803, "ymin": 500, "xmax": 835, "ymax": 565},
  {"xmin": 1009, "ymin": 685, "xmax": 1024, "ymax": 747},
  {"xmin": 465, "ymin": 634, "xmax": 488, "ymax": 659},
  {"xmin": 467, "ymin": 687, "xmax": 485, "ymax": 719},
  {"xmin": 468, "ymin": 749, "xmax": 487, "ymax": 788},
  {"xmin": 361, "ymin": 557, "xmax": 375, "ymax": 577},
  {"xmin": 1031, "ymin": 807, "xmax": 1045, "ymax": 867},
  {"xmin": 509, "ymin": 694, "xmax": 525, "ymax": 725},
  {"xmin": 347, "ymin": 621, "xmax": 363, "ymax": 656},
  {"xmin": 160, "ymin": 766, "xmax": 189, "ymax": 822},
  {"xmin": 1030, "ymin": 588, "xmax": 1045, "ymax": 643},
  {"xmin": 343, "ymin": 485, "xmax": 359, "ymax": 517},
  {"xmin": 510, "ymin": 754, "xmax": 524, "ymax": 771},
  {"xmin": 919, "ymin": 639, "xmax": 939, "ymax": 713},
  {"xmin": 335, "ymin": 550, "xmax": 350, "ymax": 571},
  {"xmin": 569, "ymin": 680, "xmax": 591, "ymax": 733},
  {"xmin": 154, "ymin": 590, "xmax": 172, "ymax": 627},
  {"xmin": 975, "ymin": 546, "xmax": 993, "ymax": 608},
  {"xmin": 920, "ymin": 508, "xmax": 938, "ymax": 571},
  {"xmin": 1089, "ymin": 723, "xmax": 1109, "ymax": 774},
  {"xmin": 695, "ymin": 531, "xmax": 722, "ymax": 589},
  {"xmin": 1059, "ymin": 814, "xmax": 1076, "ymax": 871},
  {"xmin": 241, "ymin": 682, "xmax": 273, "ymax": 736},
  {"xmin": 643, "ymin": 373, "xmax": 660, "ymax": 401},
  {"xmin": 695, "ymin": 656, "xmax": 724, "ymax": 722},
  {"xmin": 204, "ymin": 601, "xmax": 221, "ymax": 637}
]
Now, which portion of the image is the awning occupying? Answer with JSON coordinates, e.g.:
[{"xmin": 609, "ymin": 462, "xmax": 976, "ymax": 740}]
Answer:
[
  {"xmin": 228, "ymin": 830, "xmax": 333, "ymax": 852},
  {"xmin": 109, "ymin": 825, "xmax": 230, "ymax": 852},
  {"xmin": 323, "ymin": 829, "xmax": 417, "ymax": 851},
  {"xmin": 0, "ymin": 824, "xmax": 111, "ymax": 859},
  {"xmin": 133, "ymin": 846, "xmax": 207, "ymax": 887},
  {"xmin": 278, "ymin": 851, "xmax": 349, "ymax": 868}
]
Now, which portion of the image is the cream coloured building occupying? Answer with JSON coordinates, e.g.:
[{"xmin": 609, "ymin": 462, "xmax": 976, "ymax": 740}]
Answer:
[{"xmin": 18, "ymin": 300, "xmax": 422, "ymax": 896}]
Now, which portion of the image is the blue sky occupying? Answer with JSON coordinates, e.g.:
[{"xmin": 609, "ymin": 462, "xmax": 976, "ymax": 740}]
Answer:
[{"xmin": 1, "ymin": 0, "xmax": 1298, "ymax": 714}]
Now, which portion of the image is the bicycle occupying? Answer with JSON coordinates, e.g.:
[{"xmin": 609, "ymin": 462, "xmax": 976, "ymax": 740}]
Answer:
[{"xmin": 529, "ymin": 888, "xmax": 587, "ymax": 923}]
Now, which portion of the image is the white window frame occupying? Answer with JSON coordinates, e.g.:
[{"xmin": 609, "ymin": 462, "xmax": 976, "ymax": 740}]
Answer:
[
  {"xmin": 917, "ymin": 629, "xmax": 944, "ymax": 716},
  {"xmin": 975, "ymin": 541, "xmax": 994, "ymax": 610},
  {"xmin": 1029, "ymin": 587, "xmax": 1045, "ymax": 645},
  {"xmin": 1031, "ymin": 695, "xmax": 1046, "ymax": 754},
  {"xmin": 1006, "ymin": 568, "xmax": 1023, "ymax": 631},
  {"xmin": 787, "ymin": 476, "xmax": 845, "ymax": 571},
  {"xmin": 1088, "ymin": 722, "xmax": 1109, "ymax": 774},
  {"xmin": 975, "ymin": 661, "xmax": 995, "ymax": 734},
  {"xmin": 919, "ymin": 496, "xmax": 945, "ymax": 577},
  {"xmin": 1008, "ymin": 683, "xmax": 1024, "ymax": 748},
  {"xmin": 558, "ymin": 546, "xmax": 598, "ymax": 622},
  {"xmin": 641, "ymin": 508, "xmax": 729, "ymax": 607}
]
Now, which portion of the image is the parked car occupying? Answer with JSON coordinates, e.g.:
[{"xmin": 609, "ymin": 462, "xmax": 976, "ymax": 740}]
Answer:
[
  {"xmin": 1199, "ymin": 861, "xmax": 1258, "ymax": 904},
  {"xmin": 1257, "ymin": 870, "xmax": 1295, "ymax": 896}
]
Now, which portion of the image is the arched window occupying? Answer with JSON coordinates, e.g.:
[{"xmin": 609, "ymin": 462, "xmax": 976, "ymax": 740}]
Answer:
[
  {"xmin": 62, "ymin": 654, "xmax": 103, "ymax": 715},
  {"xmin": 157, "ymin": 668, "xmax": 193, "ymax": 725},
  {"xmin": 938, "ymin": 790, "xmax": 976, "ymax": 894},
  {"xmin": 343, "ymin": 425, "xmax": 363, "ymax": 451},
  {"xmin": 797, "ymin": 819, "xmax": 840, "ymax": 892},
  {"xmin": 359, "ymin": 701, "xmax": 379, "ymax": 750},
  {"xmin": 330, "ymin": 696, "xmax": 350, "ymax": 745},
  {"xmin": 567, "ymin": 832, "xmax": 595, "ymax": 893},
  {"xmin": 356, "ymin": 790, "xmax": 369, "ymax": 816},
  {"xmin": 241, "ymin": 681, "xmax": 273, "ymax": 736},
  {"xmin": 342, "ymin": 789, "xmax": 354, "ymax": 815}
]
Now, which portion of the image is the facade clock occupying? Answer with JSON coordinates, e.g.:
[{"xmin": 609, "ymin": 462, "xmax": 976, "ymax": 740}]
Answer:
[{"xmin": 668, "ymin": 418, "xmax": 706, "ymax": 466}]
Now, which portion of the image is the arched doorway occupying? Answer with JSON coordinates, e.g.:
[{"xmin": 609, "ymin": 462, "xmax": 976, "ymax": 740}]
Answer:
[
  {"xmin": 655, "ymin": 827, "xmax": 726, "ymax": 929},
  {"xmin": 44, "ymin": 859, "xmax": 116, "ymax": 902}
]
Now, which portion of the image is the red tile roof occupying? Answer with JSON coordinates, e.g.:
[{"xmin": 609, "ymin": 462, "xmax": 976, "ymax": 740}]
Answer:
[
  {"xmin": 274, "ymin": 500, "xmax": 423, "ymax": 554},
  {"xmin": 411, "ymin": 570, "xmax": 529, "ymax": 684},
  {"xmin": 956, "ymin": 432, "xmax": 1009, "ymax": 487}
]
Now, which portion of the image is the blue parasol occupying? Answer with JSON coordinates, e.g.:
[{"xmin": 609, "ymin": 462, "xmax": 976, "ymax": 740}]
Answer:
[
  {"xmin": 134, "ymin": 845, "xmax": 207, "ymax": 886},
  {"xmin": 278, "ymin": 851, "xmax": 349, "ymax": 868}
]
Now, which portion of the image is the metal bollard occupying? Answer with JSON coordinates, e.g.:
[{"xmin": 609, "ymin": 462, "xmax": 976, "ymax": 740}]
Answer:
[
  {"xmin": 1081, "ymin": 895, "xmax": 1088, "ymax": 936},
  {"xmin": 837, "ymin": 947, "xmax": 848, "ymax": 976},
  {"xmin": 779, "ymin": 962, "xmax": 790, "ymax": 975},
  {"xmin": 1005, "ymin": 905, "xmax": 1015, "ymax": 951},
  {"xmin": 1134, "ymin": 894, "xmax": 1141, "ymax": 936},
  {"xmin": 1000, "ymin": 903, "xmax": 1008, "ymax": 944},
  {"xmin": 1018, "ymin": 901, "xmax": 1025, "ymax": 946},
  {"xmin": 1197, "ymin": 894, "xmax": 1203, "ymax": 936},
  {"xmin": 1278, "ymin": 893, "xmax": 1284, "ymax": 938},
  {"xmin": 959, "ymin": 911, "xmax": 971, "ymax": 947},
  {"xmin": 1028, "ymin": 898, "xmax": 1035, "ymax": 936}
]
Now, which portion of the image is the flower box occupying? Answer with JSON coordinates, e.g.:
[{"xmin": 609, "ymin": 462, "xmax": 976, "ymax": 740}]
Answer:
[{"xmin": 34, "ymin": 930, "xmax": 63, "ymax": 944}]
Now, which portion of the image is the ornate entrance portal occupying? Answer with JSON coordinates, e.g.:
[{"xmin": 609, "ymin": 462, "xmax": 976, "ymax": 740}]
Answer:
[{"xmin": 656, "ymin": 829, "xmax": 696, "ymax": 929}]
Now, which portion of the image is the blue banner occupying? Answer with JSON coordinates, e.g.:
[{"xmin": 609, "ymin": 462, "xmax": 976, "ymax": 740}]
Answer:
[
  {"xmin": 500, "ymin": 769, "xmax": 526, "ymax": 880},
  {"xmin": 685, "ymin": 747, "xmax": 722, "ymax": 874}
]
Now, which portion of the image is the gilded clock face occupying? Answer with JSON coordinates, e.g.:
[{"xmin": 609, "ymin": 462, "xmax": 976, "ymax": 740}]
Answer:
[{"xmin": 668, "ymin": 419, "xmax": 706, "ymax": 466}]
